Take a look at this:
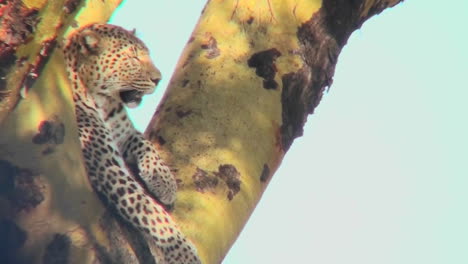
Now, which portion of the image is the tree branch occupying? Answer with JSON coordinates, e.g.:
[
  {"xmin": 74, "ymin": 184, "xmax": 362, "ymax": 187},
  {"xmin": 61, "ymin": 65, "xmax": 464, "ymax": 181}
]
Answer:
[{"xmin": 146, "ymin": 0, "xmax": 402, "ymax": 263}]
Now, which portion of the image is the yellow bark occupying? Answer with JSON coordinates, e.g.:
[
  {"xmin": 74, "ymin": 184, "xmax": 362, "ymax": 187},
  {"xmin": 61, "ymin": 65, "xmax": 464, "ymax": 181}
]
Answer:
[
  {"xmin": 0, "ymin": 1, "xmax": 125, "ymax": 263},
  {"xmin": 0, "ymin": 0, "xmax": 403, "ymax": 263},
  {"xmin": 146, "ymin": 0, "xmax": 402, "ymax": 263}
]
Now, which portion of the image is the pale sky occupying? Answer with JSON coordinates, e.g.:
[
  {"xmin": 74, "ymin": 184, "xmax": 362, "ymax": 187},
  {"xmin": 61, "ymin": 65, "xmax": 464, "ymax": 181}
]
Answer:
[{"xmin": 111, "ymin": 0, "xmax": 468, "ymax": 263}]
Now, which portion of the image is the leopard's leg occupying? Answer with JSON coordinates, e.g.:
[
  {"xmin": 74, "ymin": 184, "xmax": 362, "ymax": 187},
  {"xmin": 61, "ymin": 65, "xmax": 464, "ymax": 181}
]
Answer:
[
  {"xmin": 75, "ymin": 103, "xmax": 200, "ymax": 264},
  {"xmin": 107, "ymin": 105, "xmax": 177, "ymax": 206},
  {"xmin": 121, "ymin": 131, "xmax": 177, "ymax": 206}
]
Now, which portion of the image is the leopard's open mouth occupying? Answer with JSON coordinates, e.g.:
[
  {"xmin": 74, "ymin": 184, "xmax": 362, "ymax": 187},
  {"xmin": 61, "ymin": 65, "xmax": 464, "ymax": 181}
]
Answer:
[{"xmin": 119, "ymin": 90, "xmax": 143, "ymax": 108}]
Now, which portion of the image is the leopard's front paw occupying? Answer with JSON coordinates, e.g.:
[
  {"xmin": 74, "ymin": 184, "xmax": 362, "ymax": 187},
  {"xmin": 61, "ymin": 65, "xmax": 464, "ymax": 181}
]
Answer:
[{"xmin": 138, "ymin": 154, "xmax": 177, "ymax": 206}]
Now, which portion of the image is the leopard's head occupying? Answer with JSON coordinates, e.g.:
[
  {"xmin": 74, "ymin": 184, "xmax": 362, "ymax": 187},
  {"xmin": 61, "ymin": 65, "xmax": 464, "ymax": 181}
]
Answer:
[{"xmin": 69, "ymin": 24, "xmax": 161, "ymax": 108}]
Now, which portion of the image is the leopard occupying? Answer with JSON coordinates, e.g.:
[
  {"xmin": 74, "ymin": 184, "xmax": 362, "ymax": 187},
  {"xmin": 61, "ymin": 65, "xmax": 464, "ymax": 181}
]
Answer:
[{"xmin": 63, "ymin": 23, "xmax": 200, "ymax": 264}]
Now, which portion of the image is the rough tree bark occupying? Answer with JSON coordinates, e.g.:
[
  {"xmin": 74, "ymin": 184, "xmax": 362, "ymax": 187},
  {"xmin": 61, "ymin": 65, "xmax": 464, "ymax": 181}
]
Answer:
[{"xmin": 0, "ymin": 0, "xmax": 403, "ymax": 263}]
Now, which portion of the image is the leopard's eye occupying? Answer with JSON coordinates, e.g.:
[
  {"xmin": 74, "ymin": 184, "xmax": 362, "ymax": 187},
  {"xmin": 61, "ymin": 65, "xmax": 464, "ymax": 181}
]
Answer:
[{"xmin": 127, "ymin": 47, "xmax": 139, "ymax": 61}]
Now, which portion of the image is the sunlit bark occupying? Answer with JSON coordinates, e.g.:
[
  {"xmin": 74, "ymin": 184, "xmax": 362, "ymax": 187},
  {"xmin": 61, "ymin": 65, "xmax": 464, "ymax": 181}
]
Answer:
[
  {"xmin": 0, "ymin": 0, "xmax": 402, "ymax": 263},
  {"xmin": 146, "ymin": 0, "xmax": 402, "ymax": 263}
]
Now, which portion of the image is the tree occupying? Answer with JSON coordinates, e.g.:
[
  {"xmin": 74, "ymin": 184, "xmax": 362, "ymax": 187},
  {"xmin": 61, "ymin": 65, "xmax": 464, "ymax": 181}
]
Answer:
[{"xmin": 0, "ymin": 0, "xmax": 402, "ymax": 263}]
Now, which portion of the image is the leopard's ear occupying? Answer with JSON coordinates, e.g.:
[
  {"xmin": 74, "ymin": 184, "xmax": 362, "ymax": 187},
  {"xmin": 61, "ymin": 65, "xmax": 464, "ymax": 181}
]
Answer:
[
  {"xmin": 130, "ymin": 28, "xmax": 136, "ymax": 35},
  {"xmin": 78, "ymin": 29, "xmax": 100, "ymax": 55}
]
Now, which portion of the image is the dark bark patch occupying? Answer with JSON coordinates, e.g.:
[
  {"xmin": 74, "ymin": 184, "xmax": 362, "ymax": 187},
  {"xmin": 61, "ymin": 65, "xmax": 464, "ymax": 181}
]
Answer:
[
  {"xmin": 263, "ymin": 78, "xmax": 278, "ymax": 90},
  {"xmin": 279, "ymin": 1, "xmax": 401, "ymax": 151},
  {"xmin": 181, "ymin": 79, "xmax": 190, "ymax": 87},
  {"xmin": 0, "ymin": 160, "xmax": 16, "ymax": 195},
  {"xmin": 23, "ymin": 38, "xmax": 57, "ymax": 93},
  {"xmin": 0, "ymin": 2, "xmax": 39, "ymax": 47},
  {"xmin": 280, "ymin": 68, "xmax": 317, "ymax": 150},
  {"xmin": 259, "ymin": 164, "xmax": 270, "ymax": 182},
  {"xmin": 146, "ymin": 129, "xmax": 166, "ymax": 145},
  {"xmin": 63, "ymin": 0, "xmax": 81, "ymax": 14},
  {"xmin": 192, "ymin": 165, "xmax": 242, "ymax": 200},
  {"xmin": 157, "ymin": 135, "xmax": 166, "ymax": 145},
  {"xmin": 9, "ymin": 169, "xmax": 45, "ymax": 210},
  {"xmin": 155, "ymin": 135, "xmax": 166, "ymax": 146},
  {"xmin": 247, "ymin": 48, "xmax": 282, "ymax": 90},
  {"xmin": 192, "ymin": 168, "xmax": 219, "ymax": 193},
  {"xmin": 32, "ymin": 119, "xmax": 65, "ymax": 146},
  {"xmin": 215, "ymin": 164, "xmax": 241, "ymax": 201},
  {"xmin": 201, "ymin": 35, "xmax": 220, "ymax": 59},
  {"xmin": 0, "ymin": 48, "xmax": 16, "ymax": 96},
  {"xmin": 0, "ymin": 219, "xmax": 27, "ymax": 264},
  {"xmin": 280, "ymin": 10, "xmax": 338, "ymax": 151},
  {"xmin": 42, "ymin": 234, "xmax": 70, "ymax": 264},
  {"xmin": 0, "ymin": 46, "xmax": 17, "ymax": 74},
  {"xmin": 176, "ymin": 109, "xmax": 192, "ymax": 118},
  {"xmin": 0, "ymin": 1, "xmax": 38, "ymax": 98},
  {"xmin": 1, "ymin": 161, "xmax": 45, "ymax": 212},
  {"xmin": 322, "ymin": 0, "xmax": 363, "ymax": 46},
  {"xmin": 322, "ymin": 0, "xmax": 397, "ymax": 47}
]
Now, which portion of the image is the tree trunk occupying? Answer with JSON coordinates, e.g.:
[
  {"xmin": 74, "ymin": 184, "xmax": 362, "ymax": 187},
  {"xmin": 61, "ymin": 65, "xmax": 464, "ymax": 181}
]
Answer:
[
  {"xmin": 0, "ymin": 0, "xmax": 402, "ymax": 263},
  {"xmin": 145, "ymin": 0, "xmax": 402, "ymax": 263}
]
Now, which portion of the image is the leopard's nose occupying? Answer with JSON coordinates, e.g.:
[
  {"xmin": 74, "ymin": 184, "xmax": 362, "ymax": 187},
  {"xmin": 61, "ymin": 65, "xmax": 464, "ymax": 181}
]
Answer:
[{"xmin": 151, "ymin": 78, "xmax": 160, "ymax": 86}]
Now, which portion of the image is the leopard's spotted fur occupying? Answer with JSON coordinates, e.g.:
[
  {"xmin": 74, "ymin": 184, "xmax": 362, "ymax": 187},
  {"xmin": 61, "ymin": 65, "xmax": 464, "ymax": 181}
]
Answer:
[{"xmin": 63, "ymin": 23, "xmax": 200, "ymax": 264}]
